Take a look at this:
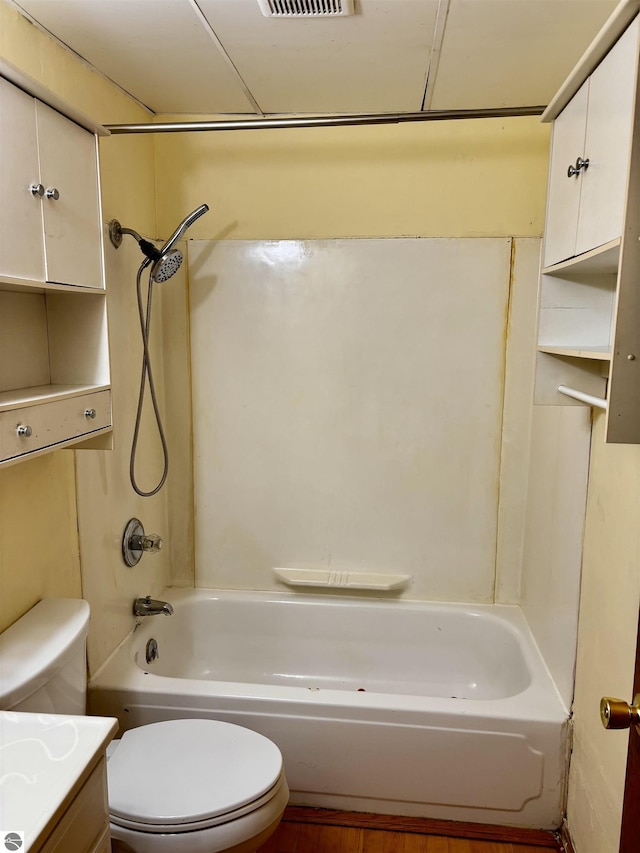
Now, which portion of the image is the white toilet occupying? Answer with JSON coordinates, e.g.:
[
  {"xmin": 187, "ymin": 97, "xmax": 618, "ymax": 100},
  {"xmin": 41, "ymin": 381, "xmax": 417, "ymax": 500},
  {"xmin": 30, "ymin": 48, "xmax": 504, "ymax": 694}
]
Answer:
[{"xmin": 0, "ymin": 598, "xmax": 289, "ymax": 853}]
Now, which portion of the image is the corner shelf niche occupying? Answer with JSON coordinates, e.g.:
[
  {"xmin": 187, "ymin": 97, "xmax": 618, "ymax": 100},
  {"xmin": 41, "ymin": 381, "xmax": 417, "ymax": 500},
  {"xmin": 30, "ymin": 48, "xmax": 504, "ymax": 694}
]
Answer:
[{"xmin": 535, "ymin": 240, "xmax": 618, "ymax": 406}]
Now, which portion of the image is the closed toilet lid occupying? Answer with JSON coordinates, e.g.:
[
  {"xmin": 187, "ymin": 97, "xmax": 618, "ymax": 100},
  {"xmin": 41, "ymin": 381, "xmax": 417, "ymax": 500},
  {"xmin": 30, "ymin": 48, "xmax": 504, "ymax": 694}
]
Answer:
[{"xmin": 107, "ymin": 719, "xmax": 283, "ymax": 828}]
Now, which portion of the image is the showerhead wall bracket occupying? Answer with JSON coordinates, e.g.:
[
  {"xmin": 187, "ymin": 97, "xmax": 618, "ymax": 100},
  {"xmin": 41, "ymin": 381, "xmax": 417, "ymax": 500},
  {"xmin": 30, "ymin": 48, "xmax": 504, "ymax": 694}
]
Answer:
[
  {"xmin": 108, "ymin": 218, "xmax": 125, "ymax": 249},
  {"xmin": 108, "ymin": 219, "xmax": 162, "ymax": 261},
  {"xmin": 108, "ymin": 204, "xmax": 209, "ymax": 280}
]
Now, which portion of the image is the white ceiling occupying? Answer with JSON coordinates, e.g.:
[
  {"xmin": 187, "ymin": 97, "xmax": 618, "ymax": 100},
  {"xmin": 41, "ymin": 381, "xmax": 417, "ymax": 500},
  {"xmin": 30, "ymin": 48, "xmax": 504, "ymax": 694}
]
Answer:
[{"xmin": 12, "ymin": 0, "xmax": 619, "ymax": 116}]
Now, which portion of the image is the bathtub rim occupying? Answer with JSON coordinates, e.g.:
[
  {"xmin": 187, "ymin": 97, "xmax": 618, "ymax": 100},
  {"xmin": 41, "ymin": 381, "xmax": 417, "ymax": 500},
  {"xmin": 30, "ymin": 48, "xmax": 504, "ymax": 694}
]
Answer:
[{"xmin": 88, "ymin": 587, "xmax": 569, "ymax": 724}]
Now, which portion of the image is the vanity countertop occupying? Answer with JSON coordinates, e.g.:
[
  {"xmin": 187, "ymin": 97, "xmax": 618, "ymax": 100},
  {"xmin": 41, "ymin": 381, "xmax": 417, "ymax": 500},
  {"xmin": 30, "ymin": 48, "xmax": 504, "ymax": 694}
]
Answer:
[{"xmin": 0, "ymin": 711, "xmax": 118, "ymax": 851}]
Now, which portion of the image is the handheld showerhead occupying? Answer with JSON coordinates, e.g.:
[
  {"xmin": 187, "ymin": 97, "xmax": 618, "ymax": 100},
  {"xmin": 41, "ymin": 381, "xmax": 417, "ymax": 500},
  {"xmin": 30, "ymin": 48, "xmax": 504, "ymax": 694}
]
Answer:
[
  {"xmin": 111, "ymin": 203, "xmax": 210, "ymax": 498},
  {"xmin": 157, "ymin": 204, "xmax": 209, "ymax": 257},
  {"xmin": 108, "ymin": 203, "xmax": 209, "ymax": 283},
  {"xmin": 147, "ymin": 203, "xmax": 208, "ymax": 282},
  {"xmin": 151, "ymin": 249, "xmax": 183, "ymax": 283}
]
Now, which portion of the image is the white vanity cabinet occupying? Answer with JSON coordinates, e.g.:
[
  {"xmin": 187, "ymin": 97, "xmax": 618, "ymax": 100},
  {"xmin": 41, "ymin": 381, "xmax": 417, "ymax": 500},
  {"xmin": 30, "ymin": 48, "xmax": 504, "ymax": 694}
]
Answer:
[
  {"xmin": 535, "ymin": 3, "xmax": 640, "ymax": 444},
  {"xmin": 0, "ymin": 68, "xmax": 112, "ymax": 466},
  {"xmin": 40, "ymin": 757, "xmax": 111, "ymax": 853},
  {"xmin": 0, "ymin": 712, "xmax": 118, "ymax": 853}
]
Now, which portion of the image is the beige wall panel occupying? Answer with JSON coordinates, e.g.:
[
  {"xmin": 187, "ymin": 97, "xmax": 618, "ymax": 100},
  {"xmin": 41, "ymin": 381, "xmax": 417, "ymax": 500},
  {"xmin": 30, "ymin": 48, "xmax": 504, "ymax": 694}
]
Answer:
[
  {"xmin": 495, "ymin": 238, "xmax": 541, "ymax": 603},
  {"xmin": 567, "ymin": 412, "xmax": 640, "ymax": 853},
  {"xmin": 161, "ymin": 246, "xmax": 195, "ymax": 588},
  {"xmin": 520, "ymin": 404, "xmax": 592, "ymax": 709},
  {"xmin": 190, "ymin": 237, "xmax": 511, "ymax": 601}
]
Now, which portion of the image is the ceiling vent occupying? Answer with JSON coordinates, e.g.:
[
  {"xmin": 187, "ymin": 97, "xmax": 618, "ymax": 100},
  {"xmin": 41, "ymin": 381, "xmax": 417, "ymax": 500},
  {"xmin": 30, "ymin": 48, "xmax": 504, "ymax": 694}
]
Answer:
[{"xmin": 258, "ymin": 0, "xmax": 355, "ymax": 17}]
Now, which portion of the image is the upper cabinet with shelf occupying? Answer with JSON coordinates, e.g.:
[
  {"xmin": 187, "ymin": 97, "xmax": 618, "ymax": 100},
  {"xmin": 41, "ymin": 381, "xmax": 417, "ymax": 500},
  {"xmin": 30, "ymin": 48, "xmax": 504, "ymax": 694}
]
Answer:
[
  {"xmin": 536, "ymin": 1, "xmax": 640, "ymax": 443},
  {"xmin": 0, "ymin": 69, "xmax": 112, "ymax": 466}
]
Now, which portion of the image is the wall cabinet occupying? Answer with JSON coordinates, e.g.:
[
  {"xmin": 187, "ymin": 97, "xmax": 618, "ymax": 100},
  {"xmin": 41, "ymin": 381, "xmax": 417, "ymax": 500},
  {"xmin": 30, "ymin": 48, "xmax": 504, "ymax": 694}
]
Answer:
[
  {"xmin": 0, "ymin": 77, "xmax": 103, "ymax": 289},
  {"xmin": 535, "ymin": 9, "xmax": 640, "ymax": 443},
  {"xmin": 0, "ymin": 69, "xmax": 111, "ymax": 466},
  {"xmin": 543, "ymin": 19, "xmax": 638, "ymax": 268}
]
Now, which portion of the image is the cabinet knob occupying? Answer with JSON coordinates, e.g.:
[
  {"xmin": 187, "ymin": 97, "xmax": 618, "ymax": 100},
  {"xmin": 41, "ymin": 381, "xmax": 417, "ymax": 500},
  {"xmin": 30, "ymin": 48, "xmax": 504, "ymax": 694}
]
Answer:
[
  {"xmin": 30, "ymin": 183, "xmax": 44, "ymax": 197},
  {"xmin": 567, "ymin": 157, "xmax": 589, "ymax": 178},
  {"xmin": 45, "ymin": 187, "xmax": 60, "ymax": 200},
  {"xmin": 16, "ymin": 425, "xmax": 33, "ymax": 438},
  {"xmin": 84, "ymin": 408, "xmax": 97, "ymax": 419}
]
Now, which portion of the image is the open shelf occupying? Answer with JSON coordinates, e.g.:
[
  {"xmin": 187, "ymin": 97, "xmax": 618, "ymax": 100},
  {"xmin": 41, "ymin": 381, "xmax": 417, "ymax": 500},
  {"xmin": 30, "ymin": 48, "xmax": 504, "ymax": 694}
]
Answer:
[
  {"xmin": 537, "ymin": 344, "xmax": 612, "ymax": 361},
  {"xmin": 0, "ymin": 383, "xmax": 110, "ymax": 413},
  {"xmin": 542, "ymin": 239, "xmax": 621, "ymax": 277},
  {"xmin": 0, "ymin": 275, "xmax": 105, "ymax": 295}
]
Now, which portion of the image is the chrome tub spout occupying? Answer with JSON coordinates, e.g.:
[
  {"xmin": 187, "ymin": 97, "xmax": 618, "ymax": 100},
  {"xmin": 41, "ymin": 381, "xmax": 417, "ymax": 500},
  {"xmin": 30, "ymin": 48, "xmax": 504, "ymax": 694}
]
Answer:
[{"xmin": 134, "ymin": 596, "xmax": 174, "ymax": 617}]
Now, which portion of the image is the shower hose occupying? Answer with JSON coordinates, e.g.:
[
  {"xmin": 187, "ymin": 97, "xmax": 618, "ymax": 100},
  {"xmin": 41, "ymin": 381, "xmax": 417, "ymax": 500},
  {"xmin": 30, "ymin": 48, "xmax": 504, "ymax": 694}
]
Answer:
[{"xmin": 130, "ymin": 258, "xmax": 169, "ymax": 497}]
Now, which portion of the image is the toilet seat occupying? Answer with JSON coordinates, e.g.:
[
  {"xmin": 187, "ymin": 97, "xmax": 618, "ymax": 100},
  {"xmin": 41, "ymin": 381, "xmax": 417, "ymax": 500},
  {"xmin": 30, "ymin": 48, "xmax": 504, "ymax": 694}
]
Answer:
[{"xmin": 107, "ymin": 719, "xmax": 284, "ymax": 833}]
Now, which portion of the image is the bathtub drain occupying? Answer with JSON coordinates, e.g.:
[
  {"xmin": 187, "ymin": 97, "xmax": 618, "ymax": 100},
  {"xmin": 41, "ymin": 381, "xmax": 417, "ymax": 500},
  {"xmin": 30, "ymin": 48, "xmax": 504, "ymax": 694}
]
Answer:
[{"xmin": 146, "ymin": 638, "xmax": 159, "ymax": 664}]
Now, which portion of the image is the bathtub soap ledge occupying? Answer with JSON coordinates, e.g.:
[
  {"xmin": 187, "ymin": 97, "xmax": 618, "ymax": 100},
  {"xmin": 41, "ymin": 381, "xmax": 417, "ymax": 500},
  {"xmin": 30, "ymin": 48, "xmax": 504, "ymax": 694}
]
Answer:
[{"xmin": 273, "ymin": 567, "xmax": 411, "ymax": 590}]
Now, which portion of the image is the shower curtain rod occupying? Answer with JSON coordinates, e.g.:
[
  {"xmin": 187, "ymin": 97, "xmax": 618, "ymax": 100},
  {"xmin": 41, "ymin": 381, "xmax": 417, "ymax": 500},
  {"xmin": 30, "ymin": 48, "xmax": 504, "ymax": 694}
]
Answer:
[{"xmin": 104, "ymin": 105, "xmax": 545, "ymax": 134}]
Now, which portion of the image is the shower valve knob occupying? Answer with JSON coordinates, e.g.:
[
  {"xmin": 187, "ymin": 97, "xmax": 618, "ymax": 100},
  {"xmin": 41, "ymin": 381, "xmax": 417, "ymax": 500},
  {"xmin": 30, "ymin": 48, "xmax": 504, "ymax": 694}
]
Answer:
[
  {"xmin": 130, "ymin": 533, "xmax": 163, "ymax": 554},
  {"xmin": 45, "ymin": 187, "xmax": 60, "ymax": 200},
  {"xmin": 122, "ymin": 518, "xmax": 163, "ymax": 566}
]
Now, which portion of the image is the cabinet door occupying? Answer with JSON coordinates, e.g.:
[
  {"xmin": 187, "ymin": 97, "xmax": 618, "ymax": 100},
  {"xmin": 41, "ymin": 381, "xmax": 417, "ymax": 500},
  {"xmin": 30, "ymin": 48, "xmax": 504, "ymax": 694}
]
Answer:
[
  {"xmin": 36, "ymin": 101, "xmax": 103, "ymax": 289},
  {"xmin": 0, "ymin": 79, "xmax": 45, "ymax": 282},
  {"xmin": 542, "ymin": 82, "xmax": 588, "ymax": 267},
  {"xmin": 576, "ymin": 16, "xmax": 639, "ymax": 256},
  {"xmin": 41, "ymin": 757, "xmax": 110, "ymax": 853}
]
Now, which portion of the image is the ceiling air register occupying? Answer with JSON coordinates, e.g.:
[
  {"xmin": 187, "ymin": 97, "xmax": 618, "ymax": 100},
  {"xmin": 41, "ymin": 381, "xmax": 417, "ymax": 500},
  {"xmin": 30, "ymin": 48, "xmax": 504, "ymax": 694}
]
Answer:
[{"xmin": 258, "ymin": 0, "xmax": 354, "ymax": 16}]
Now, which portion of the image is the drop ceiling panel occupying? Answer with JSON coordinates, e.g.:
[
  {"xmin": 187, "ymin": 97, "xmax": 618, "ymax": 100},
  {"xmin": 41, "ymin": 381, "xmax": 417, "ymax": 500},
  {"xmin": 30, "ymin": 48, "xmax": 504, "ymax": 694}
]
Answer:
[
  {"xmin": 429, "ymin": 0, "xmax": 619, "ymax": 110},
  {"xmin": 198, "ymin": 0, "xmax": 439, "ymax": 113},
  {"xmin": 14, "ymin": 0, "xmax": 257, "ymax": 114},
  {"xmin": 12, "ymin": 0, "xmax": 621, "ymax": 117}
]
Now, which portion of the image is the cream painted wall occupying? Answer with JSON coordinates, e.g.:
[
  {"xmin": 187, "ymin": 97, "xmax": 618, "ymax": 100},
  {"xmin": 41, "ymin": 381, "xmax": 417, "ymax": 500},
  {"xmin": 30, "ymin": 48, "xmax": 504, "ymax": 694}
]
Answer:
[
  {"xmin": 0, "ymin": 452, "xmax": 81, "ymax": 631},
  {"xmin": 566, "ymin": 412, "xmax": 640, "ymax": 853},
  {"xmin": 154, "ymin": 116, "xmax": 549, "ymax": 241},
  {"xmin": 0, "ymin": 2, "xmax": 173, "ymax": 670}
]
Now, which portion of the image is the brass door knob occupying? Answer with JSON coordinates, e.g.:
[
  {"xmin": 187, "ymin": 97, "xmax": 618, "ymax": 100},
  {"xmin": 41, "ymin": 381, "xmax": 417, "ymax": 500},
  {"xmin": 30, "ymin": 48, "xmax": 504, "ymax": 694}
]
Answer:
[{"xmin": 600, "ymin": 695, "xmax": 640, "ymax": 730}]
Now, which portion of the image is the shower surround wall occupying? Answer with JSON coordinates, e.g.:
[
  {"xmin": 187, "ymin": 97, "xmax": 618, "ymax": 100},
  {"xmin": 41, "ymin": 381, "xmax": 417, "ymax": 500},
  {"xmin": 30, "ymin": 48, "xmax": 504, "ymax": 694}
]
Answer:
[{"xmin": 188, "ymin": 237, "xmax": 540, "ymax": 605}]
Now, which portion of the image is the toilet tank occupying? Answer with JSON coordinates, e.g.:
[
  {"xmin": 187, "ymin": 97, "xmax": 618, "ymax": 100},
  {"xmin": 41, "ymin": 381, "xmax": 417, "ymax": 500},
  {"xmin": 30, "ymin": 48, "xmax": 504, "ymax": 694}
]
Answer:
[{"xmin": 0, "ymin": 598, "xmax": 90, "ymax": 714}]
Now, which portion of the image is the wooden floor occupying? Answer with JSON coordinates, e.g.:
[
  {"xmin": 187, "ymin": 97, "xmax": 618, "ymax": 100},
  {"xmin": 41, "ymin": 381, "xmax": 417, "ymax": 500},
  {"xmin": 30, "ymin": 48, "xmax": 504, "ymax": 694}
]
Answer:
[
  {"xmin": 257, "ymin": 822, "xmax": 553, "ymax": 852},
  {"xmin": 257, "ymin": 810, "xmax": 558, "ymax": 853}
]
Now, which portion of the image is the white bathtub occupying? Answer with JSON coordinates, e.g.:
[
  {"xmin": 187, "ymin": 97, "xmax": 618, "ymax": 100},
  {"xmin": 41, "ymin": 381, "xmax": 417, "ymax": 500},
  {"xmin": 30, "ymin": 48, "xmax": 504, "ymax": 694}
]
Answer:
[{"xmin": 88, "ymin": 588, "xmax": 569, "ymax": 829}]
